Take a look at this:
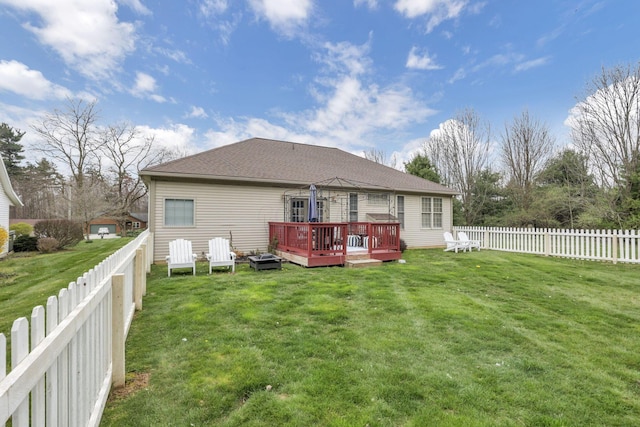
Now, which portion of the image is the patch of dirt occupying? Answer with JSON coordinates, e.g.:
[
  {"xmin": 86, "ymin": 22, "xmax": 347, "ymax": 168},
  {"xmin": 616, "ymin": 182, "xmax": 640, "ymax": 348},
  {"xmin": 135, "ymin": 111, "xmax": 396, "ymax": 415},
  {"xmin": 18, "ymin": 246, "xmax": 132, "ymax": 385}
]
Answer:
[{"xmin": 108, "ymin": 372, "xmax": 150, "ymax": 401}]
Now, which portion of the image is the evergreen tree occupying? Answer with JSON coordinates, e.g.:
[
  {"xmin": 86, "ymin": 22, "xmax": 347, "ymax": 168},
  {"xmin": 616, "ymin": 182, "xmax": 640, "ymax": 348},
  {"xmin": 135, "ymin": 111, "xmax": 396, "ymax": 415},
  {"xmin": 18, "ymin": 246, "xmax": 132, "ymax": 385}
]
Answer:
[
  {"xmin": 404, "ymin": 153, "xmax": 441, "ymax": 183},
  {"xmin": 0, "ymin": 123, "xmax": 26, "ymax": 176}
]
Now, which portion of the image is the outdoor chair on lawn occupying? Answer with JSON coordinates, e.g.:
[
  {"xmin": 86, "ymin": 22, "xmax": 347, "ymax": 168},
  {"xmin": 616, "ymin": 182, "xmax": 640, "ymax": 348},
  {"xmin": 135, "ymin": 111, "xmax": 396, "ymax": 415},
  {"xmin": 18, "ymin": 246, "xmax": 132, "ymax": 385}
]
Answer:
[
  {"xmin": 206, "ymin": 237, "xmax": 237, "ymax": 273},
  {"xmin": 458, "ymin": 231, "xmax": 481, "ymax": 251},
  {"xmin": 166, "ymin": 239, "xmax": 197, "ymax": 276},
  {"xmin": 443, "ymin": 231, "xmax": 469, "ymax": 253}
]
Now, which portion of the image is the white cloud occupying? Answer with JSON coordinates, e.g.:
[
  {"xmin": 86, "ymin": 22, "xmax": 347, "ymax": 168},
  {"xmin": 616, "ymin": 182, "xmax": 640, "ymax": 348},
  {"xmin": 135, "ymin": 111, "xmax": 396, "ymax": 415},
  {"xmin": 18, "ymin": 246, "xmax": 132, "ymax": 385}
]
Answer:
[
  {"xmin": 394, "ymin": 0, "xmax": 470, "ymax": 32},
  {"xmin": 248, "ymin": 0, "xmax": 313, "ymax": 37},
  {"xmin": 0, "ymin": 0, "xmax": 136, "ymax": 79},
  {"xmin": 0, "ymin": 0, "xmax": 137, "ymax": 80},
  {"xmin": 0, "ymin": 60, "xmax": 72, "ymax": 100},
  {"xmin": 138, "ymin": 123, "xmax": 198, "ymax": 154},
  {"xmin": 448, "ymin": 67, "xmax": 466, "ymax": 83},
  {"xmin": 187, "ymin": 106, "xmax": 209, "ymax": 119},
  {"xmin": 118, "ymin": 0, "xmax": 151, "ymax": 15},
  {"xmin": 199, "ymin": 0, "xmax": 228, "ymax": 16},
  {"xmin": 354, "ymin": 0, "xmax": 378, "ymax": 9},
  {"xmin": 201, "ymin": 40, "xmax": 436, "ymax": 157},
  {"xmin": 314, "ymin": 38, "xmax": 373, "ymax": 77},
  {"xmin": 406, "ymin": 46, "xmax": 443, "ymax": 70},
  {"xmin": 515, "ymin": 56, "xmax": 551, "ymax": 72},
  {"xmin": 131, "ymin": 72, "xmax": 166, "ymax": 102}
]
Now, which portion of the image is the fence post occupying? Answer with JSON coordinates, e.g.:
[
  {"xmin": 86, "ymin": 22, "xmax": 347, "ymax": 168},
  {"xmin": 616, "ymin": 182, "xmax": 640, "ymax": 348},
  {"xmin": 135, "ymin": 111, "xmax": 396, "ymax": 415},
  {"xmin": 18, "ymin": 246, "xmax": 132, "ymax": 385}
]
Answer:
[
  {"xmin": 134, "ymin": 248, "xmax": 145, "ymax": 310},
  {"xmin": 111, "ymin": 274, "xmax": 125, "ymax": 388},
  {"xmin": 612, "ymin": 230, "xmax": 618, "ymax": 264},
  {"xmin": 544, "ymin": 231, "xmax": 550, "ymax": 257}
]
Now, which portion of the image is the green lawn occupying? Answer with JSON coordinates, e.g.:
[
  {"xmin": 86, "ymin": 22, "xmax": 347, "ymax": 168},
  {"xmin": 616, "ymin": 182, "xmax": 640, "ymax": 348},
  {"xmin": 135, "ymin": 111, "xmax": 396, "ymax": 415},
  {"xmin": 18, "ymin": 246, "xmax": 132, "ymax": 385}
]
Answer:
[
  {"xmin": 101, "ymin": 250, "xmax": 640, "ymax": 426},
  {"xmin": 0, "ymin": 238, "xmax": 131, "ymax": 341}
]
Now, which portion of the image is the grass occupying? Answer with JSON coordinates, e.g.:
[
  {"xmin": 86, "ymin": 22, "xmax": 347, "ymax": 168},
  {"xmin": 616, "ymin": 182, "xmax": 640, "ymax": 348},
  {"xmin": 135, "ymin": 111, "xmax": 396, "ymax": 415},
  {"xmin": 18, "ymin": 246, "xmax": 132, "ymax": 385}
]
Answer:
[
  {"xmin": 0, "ymin": 238, "xmax": 131, "ymax": 341},
  {"xmin": 100, "ymin": 250, "xmax": 640, "ymax": 426}
]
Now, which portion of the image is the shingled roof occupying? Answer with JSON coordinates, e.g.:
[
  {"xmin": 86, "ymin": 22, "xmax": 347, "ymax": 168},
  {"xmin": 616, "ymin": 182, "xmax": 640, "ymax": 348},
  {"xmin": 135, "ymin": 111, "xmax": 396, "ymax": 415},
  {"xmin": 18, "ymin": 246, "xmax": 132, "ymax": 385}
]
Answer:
[{"xmin": 141, "ymin": 137, "xmax": 457, "ymax": 195}]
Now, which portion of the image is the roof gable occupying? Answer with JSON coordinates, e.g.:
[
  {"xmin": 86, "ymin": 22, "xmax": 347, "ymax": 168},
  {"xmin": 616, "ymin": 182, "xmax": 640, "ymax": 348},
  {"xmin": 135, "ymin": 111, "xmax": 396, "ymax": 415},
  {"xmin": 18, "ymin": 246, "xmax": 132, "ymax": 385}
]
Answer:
[{"xmin": 141, "ymin": 137, "xmax": 457, "ymax": 195}]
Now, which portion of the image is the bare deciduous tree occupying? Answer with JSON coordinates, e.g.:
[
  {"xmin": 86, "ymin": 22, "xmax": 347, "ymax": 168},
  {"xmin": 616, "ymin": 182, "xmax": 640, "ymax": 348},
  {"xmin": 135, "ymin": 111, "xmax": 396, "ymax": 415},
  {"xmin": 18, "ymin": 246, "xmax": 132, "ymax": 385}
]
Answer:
[
  {"xmin": 424, "ymin": 108, "xmax": 491, "ymax": 225},
  {"xmin": 100, "ymin": 123, "xmax": 167, "ymax": 233},
  {"xmin": 31, "ymin": 98, "xmax": 102, "ymax": 189},
  {"xmin": 569, "ymin": 63, "xmax": 640, "ymax": 193},
  {"xmin": 501, "ymin": 109, "xmax": 554, "ymax": 210},
  {"xmin": 364, "ymin": 148, "xmax": 398, "ymax": 169}
]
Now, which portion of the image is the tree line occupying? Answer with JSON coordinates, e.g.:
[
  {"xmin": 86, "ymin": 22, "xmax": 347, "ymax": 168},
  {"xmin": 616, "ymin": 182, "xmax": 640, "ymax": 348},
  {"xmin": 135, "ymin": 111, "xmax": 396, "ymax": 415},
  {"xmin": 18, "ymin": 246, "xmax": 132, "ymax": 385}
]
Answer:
[
  {"xmin": 403, "ymin": 63, "xmax": 640, "ymax": 230},
  {"xmin": 1, "ymin": 98, "xmax": 177, "ymax": 238}
]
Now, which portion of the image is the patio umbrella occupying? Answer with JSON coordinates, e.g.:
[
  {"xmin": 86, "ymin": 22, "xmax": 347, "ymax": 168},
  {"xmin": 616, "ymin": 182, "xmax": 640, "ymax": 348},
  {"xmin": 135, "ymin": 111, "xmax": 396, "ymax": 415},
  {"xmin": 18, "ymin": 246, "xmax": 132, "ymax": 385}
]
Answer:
[{"xmin": 308, "ymin": 184, "xmax": 318, "ymax": 222}]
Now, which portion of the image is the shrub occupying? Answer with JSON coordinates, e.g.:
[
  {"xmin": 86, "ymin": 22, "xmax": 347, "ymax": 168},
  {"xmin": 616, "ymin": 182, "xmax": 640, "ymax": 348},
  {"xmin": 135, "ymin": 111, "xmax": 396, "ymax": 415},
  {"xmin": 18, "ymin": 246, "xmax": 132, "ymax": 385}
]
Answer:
[
  {"xmin": 37, "ymin": 237, "xmax": 60, "ymax": 253},
  {"xmin": 0, "ymin": 226, "xmax": 7, "ymax": 250},
  {"xmin": 13, "ymin": 235, "xmax": 38, "ymax": 252},
  {"xmin": 10, "ymin": 222, "xmax": 33, "ymax": 237},
  {"xmin": 34, "ymin": 219, "xmax": 83, "ymax": 249}
]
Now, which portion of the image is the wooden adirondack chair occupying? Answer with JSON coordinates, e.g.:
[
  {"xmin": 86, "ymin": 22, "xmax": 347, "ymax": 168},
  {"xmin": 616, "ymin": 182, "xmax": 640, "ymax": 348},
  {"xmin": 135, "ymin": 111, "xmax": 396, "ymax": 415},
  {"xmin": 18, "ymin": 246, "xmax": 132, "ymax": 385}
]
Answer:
[
  {"xmin": 443, "ymin": 231, "xmax": 468, "ymax": 253},
  {"xmin": 166, "ymin": 239, "xmax": 197, "ymax": 276},
  {"xmin": 206, "ymin": 237, "xmax": 236, "ymax": 273},
  {"xmin": 458, "ymin": 231, "xmax": 481, "ymax": 251}
]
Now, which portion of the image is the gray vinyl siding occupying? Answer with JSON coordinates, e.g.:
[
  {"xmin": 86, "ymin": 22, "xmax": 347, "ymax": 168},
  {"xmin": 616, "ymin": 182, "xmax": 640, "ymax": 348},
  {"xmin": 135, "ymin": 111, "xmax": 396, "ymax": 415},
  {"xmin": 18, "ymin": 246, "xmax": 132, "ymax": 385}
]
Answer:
[
  {"xmin": 149, "ymin": 181, "xmax": 454, "ymax": 261},
  {"xmin": 152, "ymin": 181, "xmax": 283, "ymax": 261},
  {"xmin": 397, "ymin": 194, "xmax": 452, "ymax": 248}
]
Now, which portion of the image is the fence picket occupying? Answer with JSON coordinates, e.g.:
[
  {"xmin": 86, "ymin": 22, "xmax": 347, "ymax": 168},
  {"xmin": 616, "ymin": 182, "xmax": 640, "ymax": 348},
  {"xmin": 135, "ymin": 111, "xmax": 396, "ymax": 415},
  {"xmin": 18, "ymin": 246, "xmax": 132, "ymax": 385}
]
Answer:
[
  {"xmin": 31, "ymin": 306, "xmax": 46, "ymax": 426},
  {"xmin": 10, "ymin": 318, "xmax": 29, "ymax": 427}
]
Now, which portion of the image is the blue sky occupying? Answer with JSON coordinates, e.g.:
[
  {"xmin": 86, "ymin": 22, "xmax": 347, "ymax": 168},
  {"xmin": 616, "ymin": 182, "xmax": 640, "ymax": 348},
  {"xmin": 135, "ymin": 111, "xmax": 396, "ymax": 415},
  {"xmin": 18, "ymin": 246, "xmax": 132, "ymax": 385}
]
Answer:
[{"xmin": 0, "ymin": 0, "xmax": 637, "ymax": 169}]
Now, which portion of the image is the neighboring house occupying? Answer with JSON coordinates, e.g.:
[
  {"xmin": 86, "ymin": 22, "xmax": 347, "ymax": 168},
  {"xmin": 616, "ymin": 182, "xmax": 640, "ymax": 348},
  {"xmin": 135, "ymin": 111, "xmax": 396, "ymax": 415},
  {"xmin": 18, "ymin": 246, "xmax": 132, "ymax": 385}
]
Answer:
[
  {"xmin": 87, "ymin": 213, "xmax": 148, "ymax": 235},
  {"xmin": 140, "ymin": 137, "xmax": 458, "ymax": 263},
  {"xmin": 0, "ymin": 155, "xmax": 23, "ymax": 254}
]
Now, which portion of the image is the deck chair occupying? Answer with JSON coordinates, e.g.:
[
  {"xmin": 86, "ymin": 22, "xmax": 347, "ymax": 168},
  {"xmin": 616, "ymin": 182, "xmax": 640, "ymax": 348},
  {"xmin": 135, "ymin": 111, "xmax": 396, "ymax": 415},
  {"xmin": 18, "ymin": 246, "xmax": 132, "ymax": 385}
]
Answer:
[
  {"xmin": 458, "ymin": 231, "xmax": 481, "ymax": 251},
  {"xmin": 206, "ymin": 237, "xmax": 236, "ymax": 273},
  {"xmin": 166, "ymin": 239, "xmax": 197, "ymax": 276},
  {"xmin": 443, "ymin": 231, "xmax": 468, "ymax": 253}
]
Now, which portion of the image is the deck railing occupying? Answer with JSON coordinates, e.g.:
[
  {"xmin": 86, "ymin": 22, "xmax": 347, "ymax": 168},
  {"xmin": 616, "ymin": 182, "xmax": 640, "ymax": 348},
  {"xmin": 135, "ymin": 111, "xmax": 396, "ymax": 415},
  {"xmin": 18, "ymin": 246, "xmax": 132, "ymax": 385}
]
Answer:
[
  {"xmin": 269, "ymin": 222, "xmax": 401, "ymax": 259},
  {"xmin": 454, "ymin": 226, "xmax": 640, "ymax": 264}
]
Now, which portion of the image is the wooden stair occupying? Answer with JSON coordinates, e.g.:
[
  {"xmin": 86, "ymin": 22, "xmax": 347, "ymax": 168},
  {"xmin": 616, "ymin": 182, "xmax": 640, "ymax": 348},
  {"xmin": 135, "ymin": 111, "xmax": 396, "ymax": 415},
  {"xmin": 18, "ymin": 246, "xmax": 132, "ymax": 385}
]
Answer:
[{"xmin": 345, "ymin": 257, "xmax": 382, "ymax": 268}]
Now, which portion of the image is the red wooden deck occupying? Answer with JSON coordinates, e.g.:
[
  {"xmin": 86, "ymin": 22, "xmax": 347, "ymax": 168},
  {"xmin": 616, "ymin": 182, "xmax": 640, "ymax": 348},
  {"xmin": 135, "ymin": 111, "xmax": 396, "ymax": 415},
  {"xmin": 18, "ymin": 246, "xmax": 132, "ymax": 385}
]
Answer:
[{"xmin": 268, "ymin": 222, "xmax": 402, "ymax": 267}]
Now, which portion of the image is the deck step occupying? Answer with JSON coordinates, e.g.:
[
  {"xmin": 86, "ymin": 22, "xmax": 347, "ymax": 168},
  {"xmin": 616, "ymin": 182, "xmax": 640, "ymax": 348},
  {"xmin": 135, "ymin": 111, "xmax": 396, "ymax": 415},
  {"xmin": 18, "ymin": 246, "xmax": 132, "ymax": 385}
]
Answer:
[{"xmin": 346, "ymin": 258, "xmax": 383, "ymax": 268}]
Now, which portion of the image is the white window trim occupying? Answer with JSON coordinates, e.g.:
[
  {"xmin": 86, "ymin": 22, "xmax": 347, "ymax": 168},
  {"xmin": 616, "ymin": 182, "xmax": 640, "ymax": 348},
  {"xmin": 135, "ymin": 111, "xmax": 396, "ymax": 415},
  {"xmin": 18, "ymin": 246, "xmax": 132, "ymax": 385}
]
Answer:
[
  {"xmin": 164, "ymin": 198, "xmax": 196, "ymax": 227},
  {"xmin": 421, "ymin": 197, "xmax": 443, "ymax": 229}
]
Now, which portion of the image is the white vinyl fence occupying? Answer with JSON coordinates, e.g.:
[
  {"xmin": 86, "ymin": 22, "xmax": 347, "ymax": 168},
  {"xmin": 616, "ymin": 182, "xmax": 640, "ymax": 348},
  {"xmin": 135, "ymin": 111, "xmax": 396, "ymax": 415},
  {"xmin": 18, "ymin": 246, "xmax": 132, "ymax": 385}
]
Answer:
[
  {"xmin": 454, "ymin": 227, "xmax": 640, "ymax": 264},
  {"xmin": 0, "ymin": 230, "xmax": 153, "ymax": 426}
]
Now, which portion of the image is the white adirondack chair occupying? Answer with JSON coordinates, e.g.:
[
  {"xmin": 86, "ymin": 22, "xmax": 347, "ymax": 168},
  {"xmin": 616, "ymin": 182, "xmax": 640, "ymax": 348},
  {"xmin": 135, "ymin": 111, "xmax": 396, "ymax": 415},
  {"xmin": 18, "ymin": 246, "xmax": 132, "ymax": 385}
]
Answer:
[
  {"xmin": 443, "ymin": 231, "xmax": 468, "ymax": 253},
  {"xmin": 458, "ymin": 231, "xmax": 481, "ymax": 251},
  {"xmin": 166, "ymin": 239, "xmax": 197, "ymax": 276},
  {"xmin": 206, "ymin": 237, "xmax": 236, "ymax": 273}
]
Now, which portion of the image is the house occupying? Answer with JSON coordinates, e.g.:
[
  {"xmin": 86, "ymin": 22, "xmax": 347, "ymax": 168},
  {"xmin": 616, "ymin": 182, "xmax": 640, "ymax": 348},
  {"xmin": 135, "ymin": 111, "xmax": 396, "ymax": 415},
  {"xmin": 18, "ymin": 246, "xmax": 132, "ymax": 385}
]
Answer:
[
  {"xmin": 140, "ymin": 138, "xmax": 457, "ymax": 265},
  {"xmin": 0, "ymin": 154, "xmax": 23, "ymax": 254},
  {"xmin": 87, "ymin": 212, "xmax": 148, "ymax": 235}
]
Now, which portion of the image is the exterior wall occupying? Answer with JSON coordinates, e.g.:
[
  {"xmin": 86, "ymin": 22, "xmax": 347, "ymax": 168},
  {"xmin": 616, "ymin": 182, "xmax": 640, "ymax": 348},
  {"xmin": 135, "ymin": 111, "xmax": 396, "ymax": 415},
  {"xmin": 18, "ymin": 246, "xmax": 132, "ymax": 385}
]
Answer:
[
  {"xmin": 148, "ymin": 180, "xmax": 453, "ymax": 262},
  {"xmin": 150, "ymin": 180, "xmax": 284, "ymax": 261},
  {"xmin": 0, "ymin": 188, "xmax": 9, "ymax": 254},
  {"xmin": 398, "ymin": 193, "xmax": 452, "ymax": 248}
]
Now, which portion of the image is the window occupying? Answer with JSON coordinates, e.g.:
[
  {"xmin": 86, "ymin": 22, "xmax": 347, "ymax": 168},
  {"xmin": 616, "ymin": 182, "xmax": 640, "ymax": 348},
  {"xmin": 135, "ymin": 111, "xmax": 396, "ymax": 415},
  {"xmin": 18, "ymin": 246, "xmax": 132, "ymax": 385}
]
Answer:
[
  {"xmin": 397, "ymin": 195, "xmax": 405, "ymax": 229},
  {"xmin": 367, "ymin": 193, "xmax": 389, "ymax": 206},
  {"xmin": 291, "ymin": 199, "xmax": 306, "ymax": 222},
  {"xmin": 349, "ymin": 193, "xmax": 358, "ymax": 222},
  {"xmin": 290, "ymin": 198, "xmax": 326, "ymax": 222},
  {"xmin": 433, "ymin": 198, "xmax": 443, "ymax": 228},
  {"xmin": 165, "ymin": 199, "xmax": 194, "ymax": 226},
  {"xmin": 421, "ymin": 197, "xmax": 443, "ymax": 228},
  {"xmin": 132, "ymin": 222, "xmax": 140, "ymax": 229}
]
